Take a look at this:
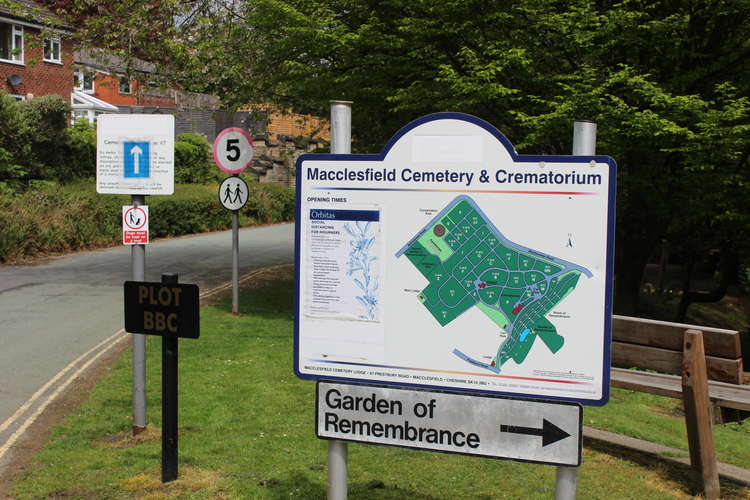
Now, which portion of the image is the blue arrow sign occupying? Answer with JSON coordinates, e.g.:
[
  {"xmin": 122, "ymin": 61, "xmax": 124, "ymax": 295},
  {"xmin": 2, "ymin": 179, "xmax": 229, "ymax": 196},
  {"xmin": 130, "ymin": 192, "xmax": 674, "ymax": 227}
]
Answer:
[{"xmin": 124, "ymin": 141, "xmax": 150, "ymax": 178}]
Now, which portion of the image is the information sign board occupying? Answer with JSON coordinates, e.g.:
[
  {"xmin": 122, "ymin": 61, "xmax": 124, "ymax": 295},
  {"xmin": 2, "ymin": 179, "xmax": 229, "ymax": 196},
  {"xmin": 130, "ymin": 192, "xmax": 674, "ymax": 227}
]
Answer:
[
  {"xmin": 295, "ymin": 113, "xmax": 616, "ymax": 405},
  {"xmin": 97, "ymin": 114, "xmax": 175, "ymax": 195},
  {"xmin": 123, "ymin": 205, "xmax": 149, "ymax": 245},
  {"xmin": 317, "ymin": 381, "xmax": 582, "ymax": 466},
  {"xmin": 124, "ymin": 281, "xmax": 200, "ymax": 338}
]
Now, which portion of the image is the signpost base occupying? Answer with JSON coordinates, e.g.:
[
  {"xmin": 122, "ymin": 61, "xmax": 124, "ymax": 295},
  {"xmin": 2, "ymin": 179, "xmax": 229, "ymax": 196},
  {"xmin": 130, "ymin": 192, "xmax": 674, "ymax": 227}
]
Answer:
[{"xmin": 328, "ymin": 440, "xmax": 347, "ymax": 500}]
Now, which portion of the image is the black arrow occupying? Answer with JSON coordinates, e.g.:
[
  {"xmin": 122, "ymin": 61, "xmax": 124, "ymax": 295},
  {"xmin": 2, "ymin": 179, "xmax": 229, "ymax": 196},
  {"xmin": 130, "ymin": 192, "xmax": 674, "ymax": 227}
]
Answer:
[{"xmin": 500, "ymin": 419, "xmax": 571, "ymax": 446}]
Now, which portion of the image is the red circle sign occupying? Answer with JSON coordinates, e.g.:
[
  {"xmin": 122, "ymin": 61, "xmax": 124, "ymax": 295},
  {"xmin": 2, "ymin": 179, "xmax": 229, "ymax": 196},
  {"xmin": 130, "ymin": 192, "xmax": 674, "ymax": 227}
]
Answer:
[
  {"xmin": 212, "ymin": 127, "xmax": 254, "ymax": 174},
  {"xmin": 124, "ymin": 206, "xmax": 147, "ymax": 230}
]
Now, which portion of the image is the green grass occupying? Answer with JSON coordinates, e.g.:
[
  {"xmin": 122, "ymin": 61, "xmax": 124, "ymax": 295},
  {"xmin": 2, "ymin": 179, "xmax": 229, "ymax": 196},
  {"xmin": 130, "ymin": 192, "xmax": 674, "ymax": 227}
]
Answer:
[
  {"xmin": 587, "ymin": 387, "xmax": 750, "ymax": 469},
  {"xmin": 11, "ymin": 269, "xmax": 750, "ymax": 499}
]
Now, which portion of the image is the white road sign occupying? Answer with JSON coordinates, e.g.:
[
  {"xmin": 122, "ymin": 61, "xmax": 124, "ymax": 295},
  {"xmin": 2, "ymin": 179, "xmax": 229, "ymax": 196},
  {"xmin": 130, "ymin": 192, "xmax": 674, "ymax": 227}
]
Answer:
[
  {"xmin": 317, "ymin": 382, "xmax": 582, "ymax": 466},
  {"xmin": 218, "ymin": 176, "xmax": 249, "ymax": 210},
  {"xmin": 97, "ymin": 114, "xmax": 175, "ymax": 195},
  {"xmin": 295, "ymin": 113, "xmax": 616, "ymax": 405},
  {"xmin": 213, "ymin": 127, "xmax": 254, "ymax": 174},
  {"xmin": 123, "ymin": 205, "xmax": 149, "ymax": 245}
]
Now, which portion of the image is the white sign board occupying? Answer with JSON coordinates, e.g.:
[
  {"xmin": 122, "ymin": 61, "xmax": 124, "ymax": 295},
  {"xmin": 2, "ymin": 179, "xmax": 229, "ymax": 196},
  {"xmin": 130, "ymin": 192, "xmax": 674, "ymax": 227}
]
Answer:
[
  {"xmin": 122, "ymin": 205, "xmax": 148, "ymax": 245},
  {"xmin": 97, "ymin": 114, "xmax": 175, "ymax": 195},
  {"xmin": 213, "ymin": 127, "xmax": 254, "ymax": 174},
  {"xmin": 218, "ymin": 176, "xmax": 249, "ymax": 210},
  {"xmin": 295, "ymin": 113, "xmax": 616, "ymax": 405},
  {"xmin": 317, "ymin": 382, "xmax": 582, "ymax": 466}
]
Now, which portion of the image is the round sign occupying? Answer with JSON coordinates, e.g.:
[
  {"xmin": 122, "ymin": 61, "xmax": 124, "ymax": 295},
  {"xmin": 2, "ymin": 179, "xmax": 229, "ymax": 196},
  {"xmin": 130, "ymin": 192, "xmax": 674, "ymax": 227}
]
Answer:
[
  {"xmin": 219, "ymin": 176, "xmax": 249, "ymax": 211},
  {"xmin": 123, "ymin": 206, "xmax": 148, "ymax": 230},
  {"xmin": 213, "ymin": 127, "xmax": 254, "ymax": 174}
]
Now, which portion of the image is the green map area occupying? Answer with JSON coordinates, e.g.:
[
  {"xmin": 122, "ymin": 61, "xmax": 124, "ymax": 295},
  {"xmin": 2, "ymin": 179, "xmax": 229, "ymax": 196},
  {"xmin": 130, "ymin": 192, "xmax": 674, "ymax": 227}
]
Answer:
[{"xmin": 397, "ymin": 196, "xmax": 589, "ymax": 372}]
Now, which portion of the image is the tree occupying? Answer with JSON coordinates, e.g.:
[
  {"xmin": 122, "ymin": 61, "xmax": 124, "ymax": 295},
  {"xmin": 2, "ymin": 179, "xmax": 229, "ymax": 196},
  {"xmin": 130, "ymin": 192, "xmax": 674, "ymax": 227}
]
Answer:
[{"xmin": 62, "ymin": 0, "xmax": 750, "ymax": 315}]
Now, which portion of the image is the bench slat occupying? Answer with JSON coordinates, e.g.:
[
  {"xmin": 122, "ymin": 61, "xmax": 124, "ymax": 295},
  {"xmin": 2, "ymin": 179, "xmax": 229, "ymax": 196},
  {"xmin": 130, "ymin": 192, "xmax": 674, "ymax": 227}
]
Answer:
[
  {"xmin": 612, "ymin": 341, "xmax": 744, "ymax": 384},
  {"xmin": 610, "ymin": 368, "xmax": 750, "ymax": 412},
  {"xmin": 613, "ymin": 315, "xmax": 741, "ymax": 359}
]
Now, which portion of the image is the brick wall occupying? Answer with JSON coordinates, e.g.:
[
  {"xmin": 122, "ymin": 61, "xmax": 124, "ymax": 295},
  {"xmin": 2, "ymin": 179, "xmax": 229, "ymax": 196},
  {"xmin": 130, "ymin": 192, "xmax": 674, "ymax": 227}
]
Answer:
[{"xmin": 0, "ymin": 27, "xmax": 73, "ymax": 99}]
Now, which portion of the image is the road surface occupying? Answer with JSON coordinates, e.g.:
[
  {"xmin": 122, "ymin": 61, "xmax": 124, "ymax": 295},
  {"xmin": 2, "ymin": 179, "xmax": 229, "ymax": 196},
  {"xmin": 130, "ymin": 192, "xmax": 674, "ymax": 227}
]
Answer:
[{"xmin": 0, "ymin": 223, "xmax": 294, "ymax": 429}]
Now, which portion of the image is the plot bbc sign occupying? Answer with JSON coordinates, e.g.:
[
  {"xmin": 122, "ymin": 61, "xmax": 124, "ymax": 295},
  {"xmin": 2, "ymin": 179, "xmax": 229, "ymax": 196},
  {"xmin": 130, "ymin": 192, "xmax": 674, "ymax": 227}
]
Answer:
[{"xmin": 124, "ymin": 281, "xmax": 199, "ymax": 338}]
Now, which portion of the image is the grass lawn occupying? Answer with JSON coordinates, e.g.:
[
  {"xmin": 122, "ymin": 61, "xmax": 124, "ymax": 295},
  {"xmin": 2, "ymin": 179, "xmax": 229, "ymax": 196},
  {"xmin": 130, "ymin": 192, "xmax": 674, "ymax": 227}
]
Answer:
[{"xmin": 11, "ymin": 268, "xmax": 750, "ymax": 499}]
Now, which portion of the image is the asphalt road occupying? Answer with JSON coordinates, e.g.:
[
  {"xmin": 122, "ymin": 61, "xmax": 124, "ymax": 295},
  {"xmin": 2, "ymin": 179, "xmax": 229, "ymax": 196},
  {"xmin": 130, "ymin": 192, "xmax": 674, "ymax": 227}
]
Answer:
[{"xmin": 0, "ymin": 223, "xmax": 294, "ymax": 425}]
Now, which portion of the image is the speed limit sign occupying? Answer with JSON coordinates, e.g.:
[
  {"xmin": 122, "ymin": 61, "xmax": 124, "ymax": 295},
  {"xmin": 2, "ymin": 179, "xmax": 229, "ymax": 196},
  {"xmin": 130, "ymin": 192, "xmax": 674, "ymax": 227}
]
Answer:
[{"xmin": 212, "ymin": 127, "xmax": 254, "ymax": 174}]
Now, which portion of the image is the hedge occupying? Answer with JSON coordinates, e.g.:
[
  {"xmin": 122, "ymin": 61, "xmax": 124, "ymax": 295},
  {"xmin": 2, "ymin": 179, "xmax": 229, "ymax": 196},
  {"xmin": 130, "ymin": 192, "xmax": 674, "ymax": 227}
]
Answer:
[{"xmin": 0, "ymin": 181, "xmax": 295, "ymax": 263}]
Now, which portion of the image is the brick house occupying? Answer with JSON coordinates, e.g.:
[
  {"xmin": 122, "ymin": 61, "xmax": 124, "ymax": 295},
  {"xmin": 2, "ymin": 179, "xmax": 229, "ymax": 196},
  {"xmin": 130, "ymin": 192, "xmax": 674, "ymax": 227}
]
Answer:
[{"xmin": 0, "ymin": 0, "xmax": 73, "ymax": 101}]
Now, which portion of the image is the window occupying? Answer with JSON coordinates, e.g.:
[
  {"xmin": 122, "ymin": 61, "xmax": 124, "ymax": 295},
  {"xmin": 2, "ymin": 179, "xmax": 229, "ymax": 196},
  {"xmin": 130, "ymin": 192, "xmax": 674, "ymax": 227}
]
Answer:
[
  {"xmin": 74, "ymin": 69, "xmax": 94, "ymax": 93},
  {"xmin": 0, "ymin": 22, "xmax": 23, "ymax": 63},
  {"xmin": 118, "ymin": 76, "xmax": 131, "ymax": 94},
  {"xmin": 43, "ymin": 37, "xmax": 61, "ymax": 63}
]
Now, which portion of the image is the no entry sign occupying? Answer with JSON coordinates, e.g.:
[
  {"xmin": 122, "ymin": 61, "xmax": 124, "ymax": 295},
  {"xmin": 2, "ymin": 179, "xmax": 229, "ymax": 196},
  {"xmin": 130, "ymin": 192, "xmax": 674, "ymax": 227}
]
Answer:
[{"xmin": 123, "ymin": 205, "xmax": 149, "ymax": 245}]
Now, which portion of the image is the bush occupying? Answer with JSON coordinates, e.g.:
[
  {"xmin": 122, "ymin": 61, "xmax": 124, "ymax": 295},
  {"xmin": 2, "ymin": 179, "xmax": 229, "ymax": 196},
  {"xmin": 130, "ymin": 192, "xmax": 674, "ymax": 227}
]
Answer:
[
  {"xmin": 66, "ymin": 119, "xmax": 97, "ymax": 179},
  {"xmin": 0, "ymin": 181, "xmax": 295, "ymax": 263},
  {"xmin": 174, "ymin": 133, "xmax": 213, "ymax": 184},
  {"xmin": 18, "ymin": 95, "xmax": 71, "ymax": 181}
]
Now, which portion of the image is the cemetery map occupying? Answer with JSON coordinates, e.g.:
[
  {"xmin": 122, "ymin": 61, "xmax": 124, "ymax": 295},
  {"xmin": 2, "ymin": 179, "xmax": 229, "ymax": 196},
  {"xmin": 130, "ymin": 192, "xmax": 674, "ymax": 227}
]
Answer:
[{"xmin": 396, "ymin": 195, "xmax": 592, "ymax": 373}]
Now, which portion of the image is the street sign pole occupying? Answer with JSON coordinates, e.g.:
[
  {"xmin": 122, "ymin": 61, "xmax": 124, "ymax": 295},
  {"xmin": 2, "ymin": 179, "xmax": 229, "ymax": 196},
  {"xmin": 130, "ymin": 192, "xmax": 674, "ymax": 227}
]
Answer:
[
  {"xmin": 131, "ymin": 194, "xmax": 147, "ymax": 435},
  {"xmin": 161, "ymin": 273, "xmax": 179, "ymax": 482},
  {"xmin": 327, "ymin": 99, "xmax": 353, "ymax": 500},
  {"xmin": 232, "ymin": 174, "xmax": 240, "ymax": 315},
  {"xmin": 555, "ymin": 119, "xmax": 598, "ymax": 500}
]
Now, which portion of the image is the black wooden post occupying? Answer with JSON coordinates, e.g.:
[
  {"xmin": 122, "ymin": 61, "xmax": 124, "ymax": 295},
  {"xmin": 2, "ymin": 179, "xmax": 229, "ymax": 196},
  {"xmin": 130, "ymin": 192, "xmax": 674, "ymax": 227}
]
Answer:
[{"xmin": 161, "ymin": 273, "xmax": 179, "ymax": 483}]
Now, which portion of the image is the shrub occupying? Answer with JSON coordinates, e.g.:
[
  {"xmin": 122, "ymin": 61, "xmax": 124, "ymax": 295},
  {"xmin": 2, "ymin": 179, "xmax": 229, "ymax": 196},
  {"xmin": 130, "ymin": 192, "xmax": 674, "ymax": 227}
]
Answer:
[
  {"xmin": 0, "ymin": 179, "xmax": 295, "ymax": 263},
  {"xmin": 174, "ymin": 133, "xmax": 213, "ymax": 184},
  {"xmin": 66, "ymin": 119, "xmax": 97, "ymax": 179},
  {"xmin": 17, "ymin": 95, "xmax": 71, "ymax": 181}
]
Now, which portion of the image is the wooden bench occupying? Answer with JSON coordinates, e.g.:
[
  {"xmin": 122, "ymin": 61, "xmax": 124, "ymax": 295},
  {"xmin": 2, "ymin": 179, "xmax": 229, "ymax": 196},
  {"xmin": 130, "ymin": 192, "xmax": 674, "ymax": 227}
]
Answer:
[{"xmin": 610, "ymin": 315, "xmax": 750, "ymax": 499}]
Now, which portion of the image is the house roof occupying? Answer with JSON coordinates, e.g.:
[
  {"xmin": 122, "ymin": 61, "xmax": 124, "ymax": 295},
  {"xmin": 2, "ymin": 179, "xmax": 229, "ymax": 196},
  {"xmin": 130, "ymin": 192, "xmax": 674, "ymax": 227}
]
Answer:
[
  {"xmin": 0, "ymin": 0, "xmax": 73, "ymax": 31},
  {"xmin": 75, "ymin": 47, "xmax": 157, "ymax": 75}
]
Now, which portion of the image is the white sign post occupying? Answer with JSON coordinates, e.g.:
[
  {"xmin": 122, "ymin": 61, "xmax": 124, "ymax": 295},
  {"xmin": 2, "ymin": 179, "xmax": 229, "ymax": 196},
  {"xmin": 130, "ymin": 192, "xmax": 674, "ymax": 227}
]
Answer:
[
  {"xmin": 213, "ymin": 127, "xmax": 254, "ymax": 315},
  {"xmin": 97, "ymin": 114, "xmax": 175, "ymax": 436},
  {"xmin": 97, "ymin": 114, "xmax": 175, "ymax": 195}
]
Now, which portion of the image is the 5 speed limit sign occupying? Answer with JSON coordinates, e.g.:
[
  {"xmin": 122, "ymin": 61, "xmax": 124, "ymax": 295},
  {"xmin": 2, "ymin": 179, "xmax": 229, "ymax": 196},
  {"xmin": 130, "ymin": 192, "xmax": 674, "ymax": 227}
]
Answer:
[{"xmin": 213, "ymin": 127, "xmax": 254, "ymax": 174}]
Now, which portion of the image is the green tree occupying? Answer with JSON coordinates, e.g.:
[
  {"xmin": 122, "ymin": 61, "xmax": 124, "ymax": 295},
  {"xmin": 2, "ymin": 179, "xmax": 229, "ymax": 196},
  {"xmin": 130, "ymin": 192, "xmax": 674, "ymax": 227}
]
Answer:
[{"xmin": 63, "ymin": 0, "xmax": 750, "ymax": 315}]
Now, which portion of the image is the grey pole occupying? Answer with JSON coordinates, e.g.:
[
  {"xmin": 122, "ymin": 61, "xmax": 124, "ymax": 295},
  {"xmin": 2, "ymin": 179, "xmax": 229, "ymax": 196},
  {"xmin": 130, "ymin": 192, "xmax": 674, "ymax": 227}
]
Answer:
[
  {"xmin": 231, "ymin": 175, "xmax": 240, "ymax": 315},
  {"xmin": 327, "ymin": 100, "xmax": 352, "ymax": 500},
  {"xmin": 556, "ymin": 120, "xmax": 597, "ymax": 499},
  {"xmin": 131, "ymin": 194, "xmax": 147, "ymax": 435}
]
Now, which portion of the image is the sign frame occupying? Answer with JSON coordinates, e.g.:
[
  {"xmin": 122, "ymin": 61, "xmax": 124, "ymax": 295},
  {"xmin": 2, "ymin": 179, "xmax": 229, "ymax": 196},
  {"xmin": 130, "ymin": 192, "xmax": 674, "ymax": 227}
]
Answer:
[
  {"xmin": 316, "ymin": 381, "xmax": 583, "ymax": 467},
  {"xmin": 294, "ymin": 112, "xmax": 616, "ymax": 406}
]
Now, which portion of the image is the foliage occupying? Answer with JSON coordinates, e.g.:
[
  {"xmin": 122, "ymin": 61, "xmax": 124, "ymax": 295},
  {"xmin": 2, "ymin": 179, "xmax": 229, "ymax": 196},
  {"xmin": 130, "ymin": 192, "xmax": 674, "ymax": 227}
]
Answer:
[
  {"xmin": 0, "ymin": 93, "xmax": 97, "ymax": 188},
  {"xmin": 0, "ymin": 181, "xmax": 294, "ymax": 263},
  {"xmin": 174, "ymin": 133, "xmax": 213, "ymax": 184}
]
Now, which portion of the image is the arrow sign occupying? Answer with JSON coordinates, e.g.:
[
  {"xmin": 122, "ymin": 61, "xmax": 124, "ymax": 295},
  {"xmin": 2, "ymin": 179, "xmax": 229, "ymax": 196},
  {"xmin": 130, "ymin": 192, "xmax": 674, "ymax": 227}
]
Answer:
[
  {"xmin": 130, "ymin": 145, "xmax": 143, "ymax": 174},
  {"xmin": 317, "ymin": 382, "xmax": 583, "ymax": 467},
  {"xmin": 500, "ymin": 419, "xmax": 571, "ymax": 447}
]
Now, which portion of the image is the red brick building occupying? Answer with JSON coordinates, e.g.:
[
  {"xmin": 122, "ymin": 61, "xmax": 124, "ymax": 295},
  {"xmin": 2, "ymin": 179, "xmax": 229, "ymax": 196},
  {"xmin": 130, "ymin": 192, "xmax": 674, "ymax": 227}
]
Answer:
[{"xmin": 0, "ymin": 1, "xmax": 73, "ymax": 100}]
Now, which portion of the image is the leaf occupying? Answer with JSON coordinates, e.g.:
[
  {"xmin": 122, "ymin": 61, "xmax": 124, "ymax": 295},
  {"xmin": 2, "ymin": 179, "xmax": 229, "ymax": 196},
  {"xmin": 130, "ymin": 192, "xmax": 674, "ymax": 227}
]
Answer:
[{"xmin": 354, "ymin": 278, "xmax": 366, "ymax": 291}]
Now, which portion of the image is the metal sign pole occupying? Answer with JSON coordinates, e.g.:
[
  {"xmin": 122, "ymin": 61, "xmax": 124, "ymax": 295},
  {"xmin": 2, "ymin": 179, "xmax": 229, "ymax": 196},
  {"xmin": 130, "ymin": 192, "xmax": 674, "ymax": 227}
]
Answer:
[
  {"xmin": 161, "ymin": 273, "xmax": 179, "ymax": 482},
  {"xmin": 555, "ymin": 119, "xmax": 598, "ymax": 500},
  {"xmin": 232, "ymin": 175, "xmax": 240, "ymax": 315},
  {"xmin": 131, "ymin": 194, "xmax": 147, "ymax": 435},
  {"xmin": 327, "ymin": 99, "xmax": 353, "ymax": 500}
]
